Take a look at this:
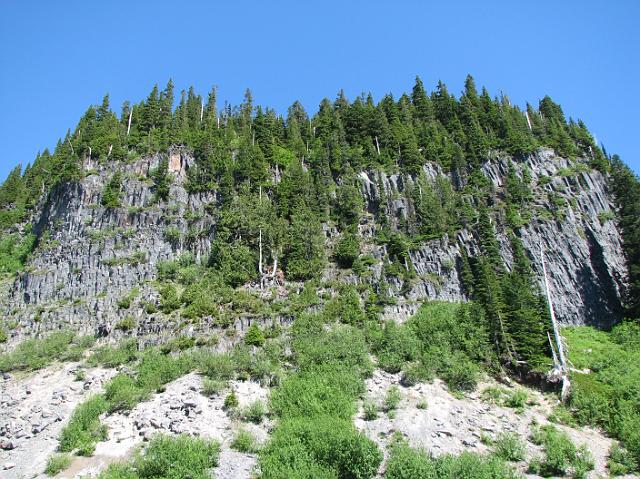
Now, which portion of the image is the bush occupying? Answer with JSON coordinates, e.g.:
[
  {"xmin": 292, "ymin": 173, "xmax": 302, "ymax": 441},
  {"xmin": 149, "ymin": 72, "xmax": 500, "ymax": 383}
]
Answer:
[
  {"xmin": 87, "ymin": 339, "xmax": 138, "ymax": 367},
  {"xmin": 45, "ymin": 453, "xmax": 72, "ymax": 476},
  {"xmin": 363, "ymin": 401, "xmax": 378, "ymax": 421},
  {"xmin": 0, "ymin": 331, "xmax": 93, "ymax": 372},
  {"xmin": 159, "ymin": 283, "xmax": 181, "ymax": 313},
  {"xmin": 528, "ymin": 425, "xmax": 594, "ymax": 478},
  {"xmin": 493, "ymin": 433, "xmax": 525, "ymax": 462},
  {"xmin": 260, "ymin": 416, "xmax": 382, "ymax": 479},
  {"xmin": 608, "ymin": 442, "xmax": 638, "ymax": 476},
  {"xmin": 104, "ymin": 373, "xmax": 146, "ymax": 412},
  {"xmin": 384, "ymin": 386, "xmax": 401, "ymax": 412},
  {"xmin": 136, "ymin": 435, "xmax": 219, "ymax": 478},
  {"xmin": 504, "ymin": 389, "xmax": 528, "ymax": 410},
  {"xmin": 201, "ymin": 378, "xmax": 226, "ymax": 397},
  {"xmin": 270, "ymin": 365, "xmax": 362, "ymax": 420},
  {"xmin": 59, "ymin": 395, "xmax": 108, "ymax": 454},
  {"xmin": 242, "ymin": 400, "xmax": 267, "ymax": 424},
  {"xmin": 224, "ymin": 391, "xmax": 239, "ymax": 410},
  {"xmin": 231, "ymin": 429, "xmax": 259, "ymax": 453},
  {"xmin": 114, "ymin": 316, "xmax": 136, "ymax": 332},
  {"xmin": 386, "ymin": 440, "xmax": 520, "ymax": 479},
  {"xmin": 293, "ymin": 323, "xmax": 372, "ymax": 377},
  {"xmin": 245, "ymin": 324, "xmax": 266, "ymax": 347}
]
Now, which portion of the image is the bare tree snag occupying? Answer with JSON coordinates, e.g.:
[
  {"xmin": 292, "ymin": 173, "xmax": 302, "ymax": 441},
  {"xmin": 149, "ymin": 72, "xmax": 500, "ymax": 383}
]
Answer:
[
  {"xmin": 127, "ymin": 108, "xmax": 133, "ymax": 136},
  {"xmin": 541, "ymin": 242, "xmax": 571, "ymax": 401}
]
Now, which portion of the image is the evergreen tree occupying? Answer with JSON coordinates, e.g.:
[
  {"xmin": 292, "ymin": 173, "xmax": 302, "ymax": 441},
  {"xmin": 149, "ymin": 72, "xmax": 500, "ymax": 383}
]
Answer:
[{"xmin": 610, "ymin": 155, "xmax": 640, "ymax": 319}]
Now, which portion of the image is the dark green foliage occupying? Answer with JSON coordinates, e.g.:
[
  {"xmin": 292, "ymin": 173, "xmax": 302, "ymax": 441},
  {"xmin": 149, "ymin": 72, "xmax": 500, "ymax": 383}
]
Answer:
[
  {"xmin": 245, "ymin": 323, "xmax": 266, "ymax": 347},
  {"xmin": 284, "ymin": 206, "xmax": 326, "ymax": 280},
  {"xmin": 609, "ymin": 155, "xmax": 640, "ymax": 318},
  {"xmin": 367, "ymin": 301, "xmax": 491, "ymax": 392},
  {"xmin": 101, "ymin": 172, "xmax": 123, "ymax": 209},
  {"xmin": 334, "ymin": 230, "xmax": 360, "ymax": 268},
  {"xmin": 150, "ymin": 158, "xmax": 171, "ymax": 202}
]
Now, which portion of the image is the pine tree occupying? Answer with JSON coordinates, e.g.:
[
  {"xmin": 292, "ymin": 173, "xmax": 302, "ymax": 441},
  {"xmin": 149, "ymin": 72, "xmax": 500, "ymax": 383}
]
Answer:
[{"xmin": 610, "ymin": 155, "xmax": 640, "ymax": 319}]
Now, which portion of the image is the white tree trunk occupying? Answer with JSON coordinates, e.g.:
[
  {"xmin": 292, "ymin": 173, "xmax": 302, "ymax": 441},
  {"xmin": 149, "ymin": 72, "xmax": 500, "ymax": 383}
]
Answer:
[
  {"xmin": 541, "ymin": 242, "xmax": 571, "ymax": 400},
  {"xmin": 127, "ymin": 108, "xmax": 133, "ymax": 136}
]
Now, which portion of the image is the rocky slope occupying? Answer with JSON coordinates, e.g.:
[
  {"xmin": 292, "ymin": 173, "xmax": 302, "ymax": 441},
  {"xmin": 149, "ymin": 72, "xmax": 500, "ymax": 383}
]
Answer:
[
  {"xmin": 0, "ymin": 147, "xmax": 626, "ymax": 346},
  {"xmin": 1, "ymin": 363, "xmax": 633, "ymax": 479}
]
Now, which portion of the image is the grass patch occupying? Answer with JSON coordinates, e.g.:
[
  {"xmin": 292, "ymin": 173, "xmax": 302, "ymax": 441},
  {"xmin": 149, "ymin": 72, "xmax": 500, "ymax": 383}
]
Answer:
[
  {"xmin": 528, "ymin": 424, "xmax": 594, "ymax": 478},
  {"xmin": 45, "ymin": 453, "xmax": 72, "ymax": 476},
  {"xmin": 564, "ymin": 323, "xmax": 640, "ymax": 469},
  {"xmin": 0, "ymin": 331, "xmax": 94, "ymax": 372},
  {"xmin": 231, "ymin": 429, "xmax": 259, "ymax": 453},
  {"xmin": 98, "ymin": 434, "xmax": 219, "ymax": 479},
  {"xmin": 493, "ymin": 432, "xmax": 525, "ymax": 462},
  {"xmin": 386, "ymin": 439, "xmax": 520, "ymax": 479}
]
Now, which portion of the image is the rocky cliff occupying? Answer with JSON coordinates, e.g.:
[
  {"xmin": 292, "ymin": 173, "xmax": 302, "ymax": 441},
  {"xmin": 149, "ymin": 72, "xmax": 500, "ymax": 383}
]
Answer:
[{"xmin": 0, "ymin": 147, "xmax": 626, "ymax": 344}]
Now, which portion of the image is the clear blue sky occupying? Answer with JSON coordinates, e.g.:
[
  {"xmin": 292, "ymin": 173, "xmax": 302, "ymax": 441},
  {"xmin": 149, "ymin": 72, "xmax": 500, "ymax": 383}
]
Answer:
[{"xmin": 1, "ymin": 0, "xmax": 639, "ymax": 183}]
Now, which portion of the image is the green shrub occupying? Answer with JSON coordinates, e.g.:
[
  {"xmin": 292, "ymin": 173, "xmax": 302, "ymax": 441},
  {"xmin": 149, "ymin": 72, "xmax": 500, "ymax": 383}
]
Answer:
[
  {"xmin": 59, "ymin": 395, "xmax": 108, "ymax": 454},
  {"xmin": 0, "ymin": 331, "xmax": 92, "ymax": 372},
  {"xmin": 243, "ymin": 400, "xmax": 267, "ymax": 424},
  {"xmin": 504, "ymin": 389, "xmax": 528, "ymax": 410},
  {"xmin": 114, "ymin": 316, "xmax": 136, "ymax": 332},
  {"xmin": 363, "ymin": 401, "xmax": 378, "ymax": 421},
  {"xmin": 245, "ymin": 323, "xmax": 266, "ymax": 347},
  {"xmin": 224, "ymin": 391, "xmax": 239, "ymax": 410},
  {"xmin": 99, "ymin": 434, "xmax": 219, "ymax": 479},
  {"xmin": 528, "ymin": 425, "xmax": 594, "ymax": 478},
  {"xmin": 293, "ymin": 323, "xmax": 372, "ymax": 377},
  {"xmin": 608, "ymin": 442, "xmax": 638, "ymax": 476},
  {"xmin": 159, "ymin": 283, "xmax": 181, "ymax": 313},
  {"xmin": 104, "ymin": 373, "xmax": 146, "ymax": 412},
  {"xmin": 384, "ymin": 386, "xmax": 401, "ymax": 412},
  {"xmin": 159, "ymin": 335, "xmax": 195, "ymax": 354},
  {"xmin": 0, "ymin": 328, "xmax": 7, "ymax": 343},
  {"xmin": 493, "ymin": 433, "xmax": 525, "ymax": 462},
  {"xmin": 201, "ymin": 378, "xmax": 226, "ymax": 397},
  {"xmin": 270, "ymin": 365, "xmax": 362, "ymax": 420},
  {"xmin": 231, "ymin": 429, "xmax": 259, "ymax": 453},
  {"xmin": 87, "ymin": 339, "xmax": 138, "ymax": 367},
  {"xmin": 386, "ymin": 440, "xmax": 520, "ymax": 479},
  {"xmin": 260, "ymin": 416, "xmax": 382, "ymax": 479},
  {"xmin": 45, "ymin": 453, "xmax": 72, "ymax": 476}
]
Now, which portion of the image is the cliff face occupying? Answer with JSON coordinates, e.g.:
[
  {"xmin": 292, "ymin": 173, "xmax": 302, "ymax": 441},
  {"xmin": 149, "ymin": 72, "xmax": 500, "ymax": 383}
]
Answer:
[
  {"xmin": 0, "ymin": 147, "xmax": 626, "ymax": 343},
  {"xmin": 359, "ymin": 148, "xmax": 625, "ymax": 327}
]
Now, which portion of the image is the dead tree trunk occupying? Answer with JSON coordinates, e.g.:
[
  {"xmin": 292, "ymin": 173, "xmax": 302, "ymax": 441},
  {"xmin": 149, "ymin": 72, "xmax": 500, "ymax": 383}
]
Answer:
[
  {"xmin": 541, "ymin": 242, "xmax": 571, "ymax": 401},
  {"xmin": 127, "ymin": 108, "xmax": 133, "ymax": 136}
]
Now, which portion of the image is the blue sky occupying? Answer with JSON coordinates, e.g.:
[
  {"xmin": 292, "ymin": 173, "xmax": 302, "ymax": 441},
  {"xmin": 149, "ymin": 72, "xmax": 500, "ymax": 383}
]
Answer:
[{"xmin": 1, "ymin": 0, "xmax": 639, "ymax": 182}]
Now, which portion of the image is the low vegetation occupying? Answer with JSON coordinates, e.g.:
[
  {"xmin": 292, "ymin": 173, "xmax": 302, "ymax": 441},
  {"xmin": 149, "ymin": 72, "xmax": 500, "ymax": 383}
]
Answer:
[
  {"xmin": 528, "ymin": 425, "xmax": 594, "ymax": 478},
  {"xmin": 44, "ymin": 453, "xmax": 72, "ymax": 476},
  {"xmin": 385, "ymin": 438, "xmax": 520, "ymax": 479},
  {"xmin": 98, "ymin": 434, "xmax": 220, "ymax": 479},
  {"xmin": 0, "ymin": 331, "xmax": 94, "ymax": 372},
  {"xmin": 563, "ymin": 324, "xmax": 640, "ymax": 471}
]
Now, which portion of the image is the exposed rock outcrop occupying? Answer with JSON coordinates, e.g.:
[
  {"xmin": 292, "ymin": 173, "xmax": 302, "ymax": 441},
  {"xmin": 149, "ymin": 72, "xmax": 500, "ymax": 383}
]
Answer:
[{"xmin": 0, "ymin": 147, "xmax": 626, "ymax": 345}]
